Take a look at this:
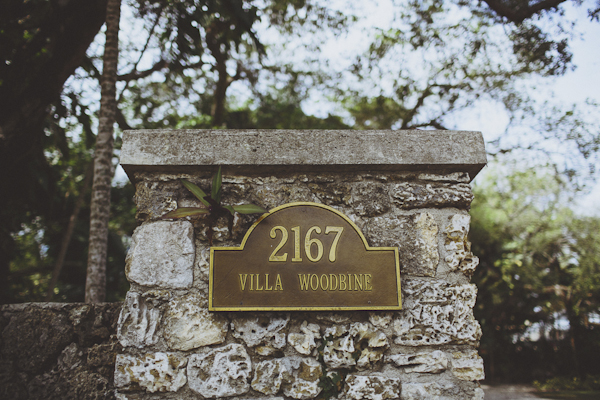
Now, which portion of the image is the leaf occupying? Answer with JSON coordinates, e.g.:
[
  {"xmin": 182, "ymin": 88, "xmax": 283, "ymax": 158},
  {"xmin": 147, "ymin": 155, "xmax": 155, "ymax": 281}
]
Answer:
[
  {"xmin": 223, "ymin": 205, "xmax": 235, "ymax": 215},
  {"xmin": 181, "ymin": 179, "xmax": 210, "ymax": 207},
  {"xmin": 212, "ymin": 166, "xmax": 222, "ymax": 204},
  {"xmin": 161, "ymin": 207, "xmax": 209, "ymax": 219},
  {"xmin": 232, "ymin": 204, "xmax": 268, "ymax": 214}
]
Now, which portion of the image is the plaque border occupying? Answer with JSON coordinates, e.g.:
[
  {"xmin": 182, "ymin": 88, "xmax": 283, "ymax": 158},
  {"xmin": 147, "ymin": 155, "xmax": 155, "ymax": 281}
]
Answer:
[{"xmin": 209, "ymin": 202, "xmax": 402, "ymax": 311}]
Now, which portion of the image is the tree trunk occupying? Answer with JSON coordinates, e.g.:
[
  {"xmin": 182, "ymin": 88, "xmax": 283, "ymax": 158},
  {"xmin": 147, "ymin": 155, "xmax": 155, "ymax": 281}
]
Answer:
[{"xmin": 85, "ymin": 0, "xmax": 121, "ymax": 303}]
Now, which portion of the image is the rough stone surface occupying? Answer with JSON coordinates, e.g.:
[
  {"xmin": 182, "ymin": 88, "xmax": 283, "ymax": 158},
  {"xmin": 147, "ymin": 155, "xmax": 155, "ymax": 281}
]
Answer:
[
  {"xmin": 444, "ymin": 214, "xmax": 480, "ymax": 275},
  {"xmin": 392, "ymin": 182, "xmax": 474, "ymax": 209},
  {"xmin": 450, "ymin": 349, "xmax": 485, "ymax": 381},
  {"xmin": 0, "ymin": 302, "xmax": 121, "ymax": 400},
  {"xmin": 401, "ymin": 381, "xmax": 456, "ymax": 400},
  {"xmin": 323, "ymin": 322, "xmax": 388, "ymax": 370},
  {"xmin": 365, "ymin": 212, "xmax": 439, "ymax": 277},
  {"xmin": 387, "ymin": 350, "xmax": 448, "ymax": 373},
  {"xmin": 163, "ymin": 292, "xmax": 227, "ymax": 351},
  {"xmin": 120, "ymin": 130, "xmax": 487, "ymax": 180},
  {"xmin": 125, "ymin": 220, "xmax": 194, "ymax": 288},
  {"xmin": 288, "ymin": 321, "xmax": 321, "ymax": 355},
  {"xmin": 117, "ymin": 292, "xmax": 160, "ymax": 348},
  {"xmin": 231, "ymin": 315, "xmax": 289, "ymax": 353},
  {"xmin": 251, "ymin": 359, "xmax": 287, "ymax": 395},
  {"xmin": 114, "ymin": 352, "xmax": 186, "ymax": 392},
  {"xmin": 393, "ymin": 279, "xmax": 482, "ymax": 346},
  {"xmin": 187, "ymin": 343, "xmax": 252, "ymax": 398},
  {"xmin": 344, "ymin": 374, "xmax": 401, "ymax": 400},
  {"xmin": 280, "ymin": 357, "xmax": 322, "ymax": 400}
]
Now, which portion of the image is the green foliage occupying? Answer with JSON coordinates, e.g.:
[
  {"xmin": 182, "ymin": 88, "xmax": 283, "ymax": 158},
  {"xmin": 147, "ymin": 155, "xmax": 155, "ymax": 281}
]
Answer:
[
  {"xmin": 472, "ymin": 165, "xmax": 600, "ymax": 381},
  {"xmin": 162, "ymin": 167, "xmax": 267, "ymax": 245},
  {"xmin": 534, "ymin": 374, "xmax": 600, "ymax": 392}
]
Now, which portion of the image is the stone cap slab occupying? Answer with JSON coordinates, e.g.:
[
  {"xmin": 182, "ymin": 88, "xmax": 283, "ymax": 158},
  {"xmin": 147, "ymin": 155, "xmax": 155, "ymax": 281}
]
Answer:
[{"xmin": 120, "ymin": 129, "xmax": 486, "ymax": 181}]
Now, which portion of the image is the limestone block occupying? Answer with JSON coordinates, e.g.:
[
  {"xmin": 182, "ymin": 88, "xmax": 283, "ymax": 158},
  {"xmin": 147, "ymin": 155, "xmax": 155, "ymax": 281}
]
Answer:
[
  {"xmin": 117, "ymin": 292, "xmax": 160, "ymax": 348},
  {"xmin": 344, "ymin": 374, "xmax": 401, "ymax": 400},
  {"xmin": 187, "ymin": 343, "xmax": 252, "ymax": 398},
  {"xmin": 114, "ymin": 353, "xmax": 186, "ymax": 393},
  {"xmin": 393, "ymin": 279, "xmax": 481, "ymax": 346},
  {"xmin": 450, "ymin": 349, "xmax": 485, "ymax": 381},
  {"xmin": 323, "ymin": 322, "xmax": 388, "ymax": 370},
  {"xmin": 133, "ymin": 180, "xmax": 179, "ymax": 222},
  {"xmin": 472, "ymin": 387, "xmax": 485, "ymax": 399},
  {"xmin": 280, "ymin": 357, "xmax": 322, "ymax": 400},
  {"xmin": 391, "ymin": 182, "xmax": 473, "ymax": 209},
  {"xmin": 387, "ymin": 350, "xmax": 448, "ymax": 373},
  {"xmin": 163, "ymin": 293, "xmax": 228, "ymax": 351},
  {"xmin": 369, "ymin": 312, "xmax": 393, "ymax": 328},
  {"xmin": 444, "ymin": 214, "xmax": 479, "ymax": 275},
  {"xmin": 307, "ymin": 182, "xmax": 352, "ymax": 206},
  {"xmin": 418, "ymin": 172, "xmax": 470, "ymax": 183},
  {"xmin": 231, "ymin": 315, "xmax": 289, "ymax": 353},
  {"xmin": 125, "ymin": 220, "xmax": 194, "ymax": 288},
  {"xmin": 251, "ymin": 359, "xmax": 287, "ymax": 395},
  {"xmin": 401, "ymin": 382, "xmax": 451, "ymax": 400},
  {"xmin": 365, "ymin": 212, "xmax": 439, "ymax": 277},
  {"xmin": 348, "ymin": 181, "xmax": 390, "ymax": 216},
  {"xmin": 288, "ymin": 321, "xmax": 321, "ymax": 355}
]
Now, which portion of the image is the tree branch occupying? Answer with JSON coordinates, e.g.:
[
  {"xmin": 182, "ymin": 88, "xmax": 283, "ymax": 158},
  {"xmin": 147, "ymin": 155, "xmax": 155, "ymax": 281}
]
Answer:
[{"xmin": 482, "ymin": 0, "xmax": 568, "ymax": 23}]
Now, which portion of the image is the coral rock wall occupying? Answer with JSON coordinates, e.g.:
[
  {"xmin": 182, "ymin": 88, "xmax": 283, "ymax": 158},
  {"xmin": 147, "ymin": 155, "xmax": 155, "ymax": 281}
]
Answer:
[{"xmin": 114, "ymin": 170, "xmax": 485, "ymax": 400}]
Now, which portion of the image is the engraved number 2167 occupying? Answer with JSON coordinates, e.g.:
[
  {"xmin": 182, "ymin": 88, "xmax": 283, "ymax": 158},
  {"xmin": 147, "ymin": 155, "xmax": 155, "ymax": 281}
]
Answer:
[{"xmin": 269, "ymin": 226, "xmax": 344, "ymax": 263}]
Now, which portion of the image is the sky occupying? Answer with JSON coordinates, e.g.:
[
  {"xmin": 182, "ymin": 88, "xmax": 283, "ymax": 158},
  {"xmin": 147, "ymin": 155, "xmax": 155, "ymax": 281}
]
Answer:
[{"xmin": 113, "ymin": 0, "xmax": 600, "ymax": 214}]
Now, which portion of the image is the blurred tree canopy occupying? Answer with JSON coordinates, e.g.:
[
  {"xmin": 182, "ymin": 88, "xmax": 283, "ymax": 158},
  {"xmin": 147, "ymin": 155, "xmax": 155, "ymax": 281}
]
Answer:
[
  {"xmin": 1, "ymin": 0, "xmax": 600, "ymax": 382},
  {"xmin": 471, "ymin": 165, "xmax": 600, "ymax": 382}
]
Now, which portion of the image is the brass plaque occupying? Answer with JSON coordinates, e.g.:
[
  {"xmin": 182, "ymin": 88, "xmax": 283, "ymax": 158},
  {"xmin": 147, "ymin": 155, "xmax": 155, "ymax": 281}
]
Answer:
[{"xmin": 209, "ymin": 202, "xmax": 401, "ymax": 311}]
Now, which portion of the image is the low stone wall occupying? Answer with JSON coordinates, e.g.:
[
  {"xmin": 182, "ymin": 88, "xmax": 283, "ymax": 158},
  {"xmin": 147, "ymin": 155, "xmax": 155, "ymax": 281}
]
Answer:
[
  {"xmin": 0, "ymin": 302, "xmax": 121, "ymax": 399},
  {"xmin": 114, "ymin": 130, "xmax": 487, "ymax": 400}
]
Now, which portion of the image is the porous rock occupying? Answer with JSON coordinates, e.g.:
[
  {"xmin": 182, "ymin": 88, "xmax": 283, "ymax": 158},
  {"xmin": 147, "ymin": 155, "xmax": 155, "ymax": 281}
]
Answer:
[
  {"xmin": 387, "ymin": 350, "xmax": 448, "ymax": 373},
  {"xmin": 280, "ymin": 357, "xmax": 322, "ymax": 400},
  {"xmin": 187, "ymin": 343, "xmax": 252, "ymax": 398},
  {"xmin": 393, "ymin": 279, "xmax": 481, "ymax": 346},
  {"xmin": 125, "ymin": 220, "xmax": 194, "ymax": 288},
  {"xmin": 288, "ymin": 321, "xmax": 321, "ymax": 355},
  {"xmin": 344, "ymin": 374, "xmax": 401, "ymax": 400},
  {"xmin": 114, "ymin": 352, "xmax": 186, "ymax": 393},
  {"xmin": 365, "ymin": 212, "xmax": 439, "ymax": 277},
  {"xmin": 231, "ymin": 315, "xmax": 289, "ymax": 353},
  {"xmin": 444, "ymin": 214, "xmax": 479, "ymax": 275},
  {"xmin": 163, "ymin": 292, "xmax": 227, "ymax": 351},
  {"xmin": 323, "ymin": 322, "xmax": 388, "ymax": 370},
  {"xmin": 450, "ymin": 349, "xmax": 485, "ymax": 381},
  {"xmin": 392, "ymin": 182, "xmax": 473, "ymax": 209},
  {"xmin": 117, "ymin": 292, "xmax": 160, "ymax": 348}
]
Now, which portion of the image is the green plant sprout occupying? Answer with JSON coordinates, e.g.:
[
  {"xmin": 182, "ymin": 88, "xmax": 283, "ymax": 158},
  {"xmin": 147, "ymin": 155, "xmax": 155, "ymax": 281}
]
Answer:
[{"xmin": 161, "ymin": 166, "xmax": 267, "ymax": 245}]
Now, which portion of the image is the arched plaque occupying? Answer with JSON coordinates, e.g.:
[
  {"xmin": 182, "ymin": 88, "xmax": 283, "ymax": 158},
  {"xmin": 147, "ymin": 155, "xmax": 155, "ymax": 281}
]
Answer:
[{"xmin": 209, "ymin": 202, "xmax": 401, "ymax": 311}]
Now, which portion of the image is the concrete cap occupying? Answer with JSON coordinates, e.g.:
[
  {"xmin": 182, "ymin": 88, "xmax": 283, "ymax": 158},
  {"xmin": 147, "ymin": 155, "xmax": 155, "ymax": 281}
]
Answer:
[{"xmin": 120, "ymin": 129, "xmax": 486, "ymax": 181}]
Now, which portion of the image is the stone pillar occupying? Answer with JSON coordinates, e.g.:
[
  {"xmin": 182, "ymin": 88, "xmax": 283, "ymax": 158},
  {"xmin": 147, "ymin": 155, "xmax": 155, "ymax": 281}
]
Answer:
[{"xmin": 115, "ymin": 129, "xmax": 487, "ymax": 399}]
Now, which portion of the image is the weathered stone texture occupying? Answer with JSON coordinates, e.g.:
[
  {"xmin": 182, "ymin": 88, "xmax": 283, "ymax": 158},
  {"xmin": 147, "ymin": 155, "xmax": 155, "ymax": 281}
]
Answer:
[
  {"xmin": 280, "ymin": 357, "xmax": 322, "ymax": 400},
  {"xmin": 288, "ymin": 321, "xmax": 321, "ymax": 355},
  {"xmin": 187, "ymin": 344, "xmax": 252, "ymax": 398},
  {"xmin": 344, "ymin": 374, "xmax": 401, "ymax": 400},
  {"xmin": 114, "ymin": 353, "xmax": 187, "ymax": 392},
  {"xmin": 231, "ymin": 315, "xmax": 289, "ymax": 354},
  {"xmin": 323, "ymin": 322, "xmax": 388, "ymax": 370},
  {"xmin": 450, "ymin": 349, "xmax": 485, "ymax": 381},
  {"xmin": 392, "ymin": 182, "xmax": 474, "ymax": 209},
  {"xmin": 163, "ymin": 292, "xmax": 227, "ymax": 351},
  {"xmin": 365, "ymin": 212, "xmax": 439, "ymax": 277},
  {"xmin": 393, "ymin": 279, "xmax": 482, "ymax": 346},
  {"xmin": 444, "ymin": 214, "xmax": 480, "ymax": 275},
  {"xmin": 1, "ymin": 303, "xmax": 121, "ymax": 400},
  {"xmin": 387, "ymin": 349, "xmax": 448, "ymax": 373},
  {"xmin": 125, "ymin": 220, "xmax": 194, "ymax": 288},
  {"xmin": 117, "ymin": 292, "xmax": 160, "ymax": 348}
]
